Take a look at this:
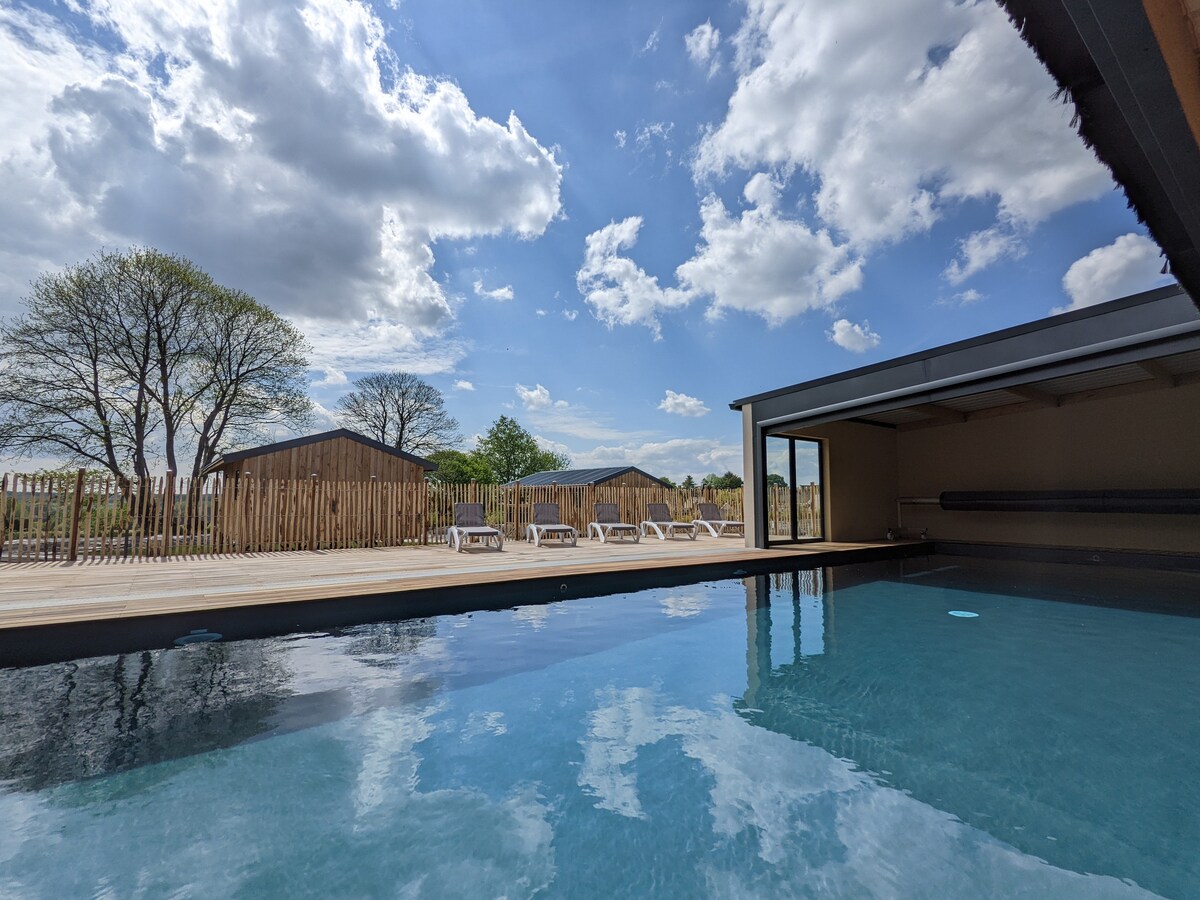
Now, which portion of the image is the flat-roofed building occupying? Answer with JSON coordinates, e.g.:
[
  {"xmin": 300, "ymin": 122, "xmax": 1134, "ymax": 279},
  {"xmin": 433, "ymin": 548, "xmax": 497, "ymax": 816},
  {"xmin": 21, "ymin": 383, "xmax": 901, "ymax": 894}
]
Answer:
[{"xmin": 731, "ymin": 285, "xmax": 1200, "ymax": 557}]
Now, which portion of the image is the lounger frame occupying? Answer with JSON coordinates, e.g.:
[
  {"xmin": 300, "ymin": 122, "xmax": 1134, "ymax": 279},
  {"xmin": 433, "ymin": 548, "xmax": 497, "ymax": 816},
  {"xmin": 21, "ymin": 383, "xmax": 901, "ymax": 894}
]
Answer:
[
  {"xmin": 692, "ymin": 502, "xmax": 745, "ymax": 538},
  {"xmin": 526, "ymin": 502, "xmax": 578, "ymax": 547},
  {"xmin": 587, "ymin": 503, "xmax": 640, "ymax": 543},
  {"xmin": 640, "ymin": 503, "xmax": 697, "ymax": 541},
  {"xmin": 446, "ymin": 502, "xmax": 504, "ymax": 552}
]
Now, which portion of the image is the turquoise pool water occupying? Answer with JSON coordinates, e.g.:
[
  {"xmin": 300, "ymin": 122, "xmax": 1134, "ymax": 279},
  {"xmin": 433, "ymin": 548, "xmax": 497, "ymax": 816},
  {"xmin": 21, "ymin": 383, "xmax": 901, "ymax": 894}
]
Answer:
[{"xmin": 1, "ymin": 557, "xmax": 1198, "ymax": 898}]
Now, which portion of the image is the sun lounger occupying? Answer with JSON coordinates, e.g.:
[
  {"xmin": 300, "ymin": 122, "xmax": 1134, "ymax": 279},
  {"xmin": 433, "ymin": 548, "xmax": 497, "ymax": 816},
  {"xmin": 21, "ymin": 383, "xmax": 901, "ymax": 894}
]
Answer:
[
  {"xmin": 447, "ymin": 502, "xmax": 504, "ymax": 552},
  {"xmin": 526, "ymin": 502, "xmax": 578, "ymax": 547},
  {"xmin": 587, "ymin": 503, "xmax": 640, "ymax": 543},
  {"xmin": 692, "ymin": 502, "xmax": 745, "ymax": 538},
  {"xmin": 640, "ymin": 502, "xmax": 697, "ymax": 541}
]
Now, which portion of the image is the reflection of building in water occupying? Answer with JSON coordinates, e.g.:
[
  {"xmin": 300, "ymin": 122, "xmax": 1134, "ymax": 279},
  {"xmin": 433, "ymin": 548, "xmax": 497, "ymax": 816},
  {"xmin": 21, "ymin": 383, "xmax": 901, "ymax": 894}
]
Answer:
[
  {"xmin": 735, "ymin": 571, "xmax": 1200, "ymax": 899},
  {"xmin": 744, "ymin": 571, "xmax": 827, "ymax": 707}
]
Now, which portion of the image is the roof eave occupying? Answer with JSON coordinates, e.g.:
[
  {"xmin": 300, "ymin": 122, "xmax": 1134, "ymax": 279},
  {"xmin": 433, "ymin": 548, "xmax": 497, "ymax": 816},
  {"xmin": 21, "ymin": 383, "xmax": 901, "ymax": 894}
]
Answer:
[
  {"xmin": 996, "ymin": 0, "xmax": 1200, "ymax": 308},
  {"xmin": 209, "ymin": 428, "xmax": 436, "ymax": 471},
  {"xmin": 729, "ymin": 285, "xmax": 1188, "ymax": 410}
]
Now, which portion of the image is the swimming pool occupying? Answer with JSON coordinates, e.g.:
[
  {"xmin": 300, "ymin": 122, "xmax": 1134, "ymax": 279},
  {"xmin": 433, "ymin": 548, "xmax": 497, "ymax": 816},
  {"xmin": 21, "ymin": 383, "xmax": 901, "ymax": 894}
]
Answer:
[{"xmin": 1, "ymin": 556, "xmax": 1197, "ymax": 897}]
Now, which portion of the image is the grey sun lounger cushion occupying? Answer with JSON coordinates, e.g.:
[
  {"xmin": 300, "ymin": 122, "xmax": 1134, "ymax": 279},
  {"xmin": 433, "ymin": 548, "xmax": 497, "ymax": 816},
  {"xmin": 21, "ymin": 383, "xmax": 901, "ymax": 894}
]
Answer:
[
  {"xmin": 641, "ymin": 502, "xmax": 697, "ymax": 540},
  {"xmin": 447, "ymin": 502, "xmax": 503, "ymax": 552},
  {"xmin": 693, "ymin": 502, "xmax": 745, "ymax": 538},
  {"xmin": 526, "ymin": 502, "xmax": 577, "ymax": 547},
  {"xmin": 587, "ymin": 502, "xmax": 640, "ymax": 543}
]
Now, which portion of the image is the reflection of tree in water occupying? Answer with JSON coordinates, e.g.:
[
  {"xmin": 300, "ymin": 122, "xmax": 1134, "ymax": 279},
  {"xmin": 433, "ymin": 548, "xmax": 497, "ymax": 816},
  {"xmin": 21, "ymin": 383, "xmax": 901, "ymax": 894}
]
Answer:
[
  {"xmin": 0, "ymin": 641, "xmax": 292, "ymax": 791},
  {"xmin": 340, "ymin": 619, "xmax": 438, "ymax": 669}
]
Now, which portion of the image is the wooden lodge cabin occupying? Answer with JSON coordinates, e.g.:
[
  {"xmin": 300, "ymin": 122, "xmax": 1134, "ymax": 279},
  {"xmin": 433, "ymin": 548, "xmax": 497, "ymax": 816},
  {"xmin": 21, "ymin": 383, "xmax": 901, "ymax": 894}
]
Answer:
[
  {"xmin": 203, "ymin": 429, "xmax": 436, "ymax": 483},
  {"xmin": 503, "ymin": 466, "xmax": 669, "ymax": 489}
]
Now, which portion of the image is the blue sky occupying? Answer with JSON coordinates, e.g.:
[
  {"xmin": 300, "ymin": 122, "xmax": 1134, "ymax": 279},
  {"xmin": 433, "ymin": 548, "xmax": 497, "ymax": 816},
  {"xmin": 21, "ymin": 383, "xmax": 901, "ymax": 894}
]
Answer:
[{"xmin": 0, "ymin": 0, "xmax": 1174, "ymax": 479}]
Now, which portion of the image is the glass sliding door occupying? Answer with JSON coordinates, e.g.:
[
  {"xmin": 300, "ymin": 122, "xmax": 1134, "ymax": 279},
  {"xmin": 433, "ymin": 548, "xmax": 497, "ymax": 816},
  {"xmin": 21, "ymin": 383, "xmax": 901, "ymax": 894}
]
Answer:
[
  {"xmin": 764, "ymin": 435, "xmax": 795, "ymax": 542},
  {"xmin": 763, "ymin": 434, "xmax": 823, "ymax": 544}
]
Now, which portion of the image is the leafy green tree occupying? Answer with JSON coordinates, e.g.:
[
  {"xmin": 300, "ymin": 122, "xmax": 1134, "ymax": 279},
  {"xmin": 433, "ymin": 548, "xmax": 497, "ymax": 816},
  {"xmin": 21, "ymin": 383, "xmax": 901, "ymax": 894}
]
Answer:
[
  {"xmin": 766, "ymin": 473, "xmax": 787, "ymax": 487},
  {"xmin": 680, "ymin": 474, "xmax": 696, "ymax": 489},
  {"xmin": 701, "ymin": 471, "xmax": 744, "ymax": 489},
  {"xmin": 427, "ymin": 449, "xmax": 495, "ymax": 484},
  {"xmin": 658, "ymin": 475, "xmax": 677, "ymax": 488},
  {"xmin": 474, "ymin": 415, "xmax": 570, "ymax": 483},
  {"xmin": 0, "ymin": 248, "xmax": 311, "ymax": 480}
]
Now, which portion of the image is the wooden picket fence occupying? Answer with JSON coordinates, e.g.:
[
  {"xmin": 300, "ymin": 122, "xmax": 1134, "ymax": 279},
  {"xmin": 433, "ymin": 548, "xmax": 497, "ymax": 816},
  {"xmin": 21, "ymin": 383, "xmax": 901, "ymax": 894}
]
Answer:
[
  {"xmin": 418, "ymin": 481, "xmax": 818, "ymax": 541},
  {"xmin": 765, "ymin": 483, "xmax": 821, "ymax": 539},
  {"xmin": 0, "ymin": 472, "xmax": 821, "ymax": 562},
  {"xmin": 0, "ymin": 472, "xmax": 427, "ymax": 562},
  {"xmin": 426, "ymin": 482, "xmax": 746, "ymax": 541}
]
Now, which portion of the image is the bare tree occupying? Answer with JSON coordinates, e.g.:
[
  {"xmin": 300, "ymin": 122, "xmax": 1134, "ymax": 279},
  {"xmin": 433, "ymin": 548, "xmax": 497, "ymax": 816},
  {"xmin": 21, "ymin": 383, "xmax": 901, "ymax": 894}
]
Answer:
[
  {"xmin": 105, "ymin": 249, "xmax": 211, "ymax": 476},
  {"xmin": 0, "ymin": 253, "xmax": 158, "ymax": 480},
  {"xmin": 336, "ymin": 371, "xmax": 460, "ymax": 456},
  {"xmin": 187, "ymin": 289, "xmax": 313, "ymax": 478},
  {"xmin": 0, "ymin": 248, "xmax": 313, "ymax": 480}
]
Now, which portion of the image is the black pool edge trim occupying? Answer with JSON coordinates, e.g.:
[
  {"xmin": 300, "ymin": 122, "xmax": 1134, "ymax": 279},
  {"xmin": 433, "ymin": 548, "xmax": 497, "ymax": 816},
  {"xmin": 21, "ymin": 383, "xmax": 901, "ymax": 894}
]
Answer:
[
  {"xmin": 0, "ymin": 543, "xmax": 931, "ymax": 669},
  {"xmin": 932, "ymin": 540, "xmax": 1200, "ymax": 573}
]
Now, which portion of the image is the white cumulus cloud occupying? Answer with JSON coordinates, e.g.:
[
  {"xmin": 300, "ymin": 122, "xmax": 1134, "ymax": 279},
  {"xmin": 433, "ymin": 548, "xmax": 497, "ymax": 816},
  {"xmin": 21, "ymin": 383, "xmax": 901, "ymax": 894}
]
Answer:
[
  {"xmin": 1057, "ymin": 233, "xmax": 1171, "ymax": 313},
  {"xmin": 658, "ymin": 390, "xmax": 710, "ymax": 417},
  {"xmin": 576, "ymin": 217, "xmax": 692, "ymax": 339},
  {"xmin": 533, "ymin": 435, "xmax": 571, "ymax": 457},
  {"xmin": 453, "ymin": 379, "xmax": 475, "ymax": 391},
  {"xmin": 577, "ymin": 176, "xmax": 862, "ymax": 334},
  {"xmin": 684, "ymin": 20, "xmax": 722, "ymax": 77},
  {"xmin": 677, "ymin": 176, "xmax": 863, "ymax": 325},
  {"xmin": 473, "ymin": 280, "xmax": 515, "ymax": 302},
  {"xmin": 829, "ymin": 319, "xmax": 881, "ymax": 353},
  {"xmin": 943, "ymin": 227, "xmax": 1026, "ymax": 285},
  {"xmin": 312, "ymin": 367, "xmax": 350, "ymax": 388},
  {"xmin": 516, "ymin": 383, "xmax": 552, "ymax": 410},
  {"xmin": 0, "ymin": 0, "xmax": 561, "ymax": 369},
  {"xmin": 695, "ymin": 0, "xmax": 1109, "ymax": 250}
]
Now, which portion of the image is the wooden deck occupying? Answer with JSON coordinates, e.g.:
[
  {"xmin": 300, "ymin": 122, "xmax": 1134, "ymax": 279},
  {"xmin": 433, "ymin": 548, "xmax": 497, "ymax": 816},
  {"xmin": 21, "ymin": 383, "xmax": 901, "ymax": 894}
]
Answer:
[{"xmin": 0, "ymin": 537, "xmax": 923, "ymax": 635}]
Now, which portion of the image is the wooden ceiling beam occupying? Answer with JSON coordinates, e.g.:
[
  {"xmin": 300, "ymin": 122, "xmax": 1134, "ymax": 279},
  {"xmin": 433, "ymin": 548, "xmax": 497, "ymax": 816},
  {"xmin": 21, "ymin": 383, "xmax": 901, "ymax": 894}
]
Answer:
[
  {"xmin": 1137, "ymin": 359, "xmax": 1178, "ymax": 387},
  {"xmin": 1005, "ymin": 384, "xmax": 1060, "ymax": 407},
  {"xmin": 908, "ymin": 403, "xmax": 968, "ymax": 423}
]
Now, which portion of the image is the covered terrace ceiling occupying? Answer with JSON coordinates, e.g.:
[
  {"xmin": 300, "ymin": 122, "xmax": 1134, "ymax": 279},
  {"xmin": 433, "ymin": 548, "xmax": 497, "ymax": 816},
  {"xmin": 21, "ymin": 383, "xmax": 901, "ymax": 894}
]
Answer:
[
  {"xmin": 846, "ymin": 346, "xmax": 1200, "ymax": 431},
  {"xmin": 735, "ymin": 284, "xmax": 1200, "ymax": 435}
]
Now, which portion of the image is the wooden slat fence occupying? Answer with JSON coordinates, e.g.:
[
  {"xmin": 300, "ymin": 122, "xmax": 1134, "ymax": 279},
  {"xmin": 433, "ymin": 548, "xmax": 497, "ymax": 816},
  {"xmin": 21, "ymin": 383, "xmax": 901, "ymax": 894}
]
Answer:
[
  {"xmin": 0, "ymin": 473, "xmax": 428, "ymax": 562},
  {"xmin": 426, "ymin": 482, "xmax": 820, "ymax": 542},
  {"xmin": 765, "ymin": 483, "xmax": 822, "ymax": 539},
  {"xmin": 1, "ymin": 473, "xmax": 821, "ymax": 562}
]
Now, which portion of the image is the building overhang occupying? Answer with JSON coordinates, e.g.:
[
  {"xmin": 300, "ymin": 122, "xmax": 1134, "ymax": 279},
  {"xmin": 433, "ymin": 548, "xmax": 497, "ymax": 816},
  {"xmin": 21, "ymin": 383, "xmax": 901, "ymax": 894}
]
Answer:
[
  {"xmin": 997, "ymin": 0, "xmax": 1200, "ymax": 306},
  {"xmin": 733, "ymin": 286, "xmax": 1200, "ymax": 433}
]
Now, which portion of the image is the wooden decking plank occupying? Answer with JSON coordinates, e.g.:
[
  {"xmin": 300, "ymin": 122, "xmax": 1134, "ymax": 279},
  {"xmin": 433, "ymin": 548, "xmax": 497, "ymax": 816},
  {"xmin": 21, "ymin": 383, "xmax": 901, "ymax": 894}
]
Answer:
[{"xmin": 0, "ymin": 540, "xmax": 919, "ymax": 631}]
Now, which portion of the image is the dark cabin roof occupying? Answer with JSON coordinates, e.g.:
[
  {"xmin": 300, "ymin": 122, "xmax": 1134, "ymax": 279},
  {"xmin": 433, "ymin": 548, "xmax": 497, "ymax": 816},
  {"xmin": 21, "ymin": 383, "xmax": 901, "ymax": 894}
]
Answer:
[
  {"xmin": 206, "ymin": 428, "xmax": 436, "ymax": 473},
  {"xmin": 504, "ymin": 466, "xmax": 670, "ymax": 488},
  {"xmin": 997, "ymin": 0, "xmax": 1200, "ymax": 307}
]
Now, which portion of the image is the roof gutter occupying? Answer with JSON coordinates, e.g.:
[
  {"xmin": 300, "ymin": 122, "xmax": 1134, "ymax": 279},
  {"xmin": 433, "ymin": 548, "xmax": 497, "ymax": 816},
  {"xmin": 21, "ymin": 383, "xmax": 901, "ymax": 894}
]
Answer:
[{"xmin": 756, "ymin": 321, "xmax": 1200, "ymax": 431}]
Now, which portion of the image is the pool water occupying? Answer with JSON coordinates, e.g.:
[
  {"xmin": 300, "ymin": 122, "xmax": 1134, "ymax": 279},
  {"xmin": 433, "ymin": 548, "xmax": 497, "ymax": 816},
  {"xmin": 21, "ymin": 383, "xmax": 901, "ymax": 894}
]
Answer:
[{"xmin": 1, "ymin": 557, "xmax": 1198, "ymax": 898}]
